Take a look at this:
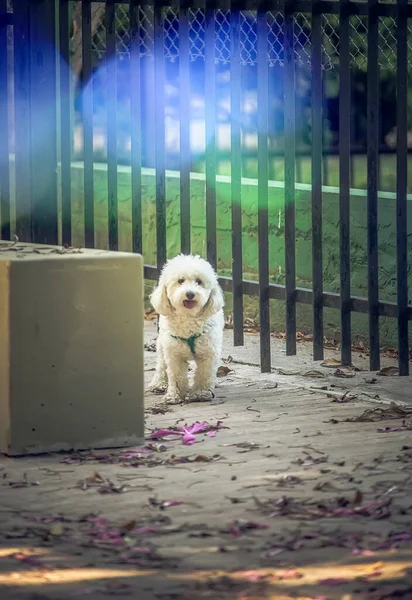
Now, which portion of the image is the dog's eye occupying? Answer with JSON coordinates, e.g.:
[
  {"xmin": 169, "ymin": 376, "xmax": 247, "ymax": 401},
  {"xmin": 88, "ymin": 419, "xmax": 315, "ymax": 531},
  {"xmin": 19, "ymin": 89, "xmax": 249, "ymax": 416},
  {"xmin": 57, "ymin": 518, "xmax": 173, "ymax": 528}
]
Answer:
[
  {"xmin": 178, "ymin": 278, "xmax": 185, "ymax": 285},
  {"xmin": 196, "ymin": 279, "xmax": 202, "ymax": 286}
]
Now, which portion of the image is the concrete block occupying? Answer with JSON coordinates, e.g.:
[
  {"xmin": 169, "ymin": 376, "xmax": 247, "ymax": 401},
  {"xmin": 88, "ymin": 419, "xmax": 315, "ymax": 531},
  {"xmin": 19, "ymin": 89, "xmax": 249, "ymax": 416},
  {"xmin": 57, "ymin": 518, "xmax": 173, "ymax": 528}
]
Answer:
[{"xmin": 0, "ymin": 243, "xmax": 144, "ymax": 456}]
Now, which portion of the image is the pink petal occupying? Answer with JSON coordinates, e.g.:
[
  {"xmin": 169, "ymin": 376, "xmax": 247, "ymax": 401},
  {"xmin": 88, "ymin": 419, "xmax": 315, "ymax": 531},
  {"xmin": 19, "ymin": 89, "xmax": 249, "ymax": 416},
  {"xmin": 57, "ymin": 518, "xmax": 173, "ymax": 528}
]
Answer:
[
  {"xmin": 390, "ymin": 532, "xmax": 412, "ymax": 542},
  {"xmin": 352, "ymin": 548, "xmax": 375, "ymax": 556},
  {"xmin": 266, "ymin": 548, "xmax": 285, "ymax": 557},
  {"xmin": 135, "ymin": 527, "xmax": 157, "ymax": 535},
  {"xmin": 162, "ymin": 500, "xmax": 183, "ymax": 507},
  {"xmin": 318, "ymin": 577, "xmax": 349, "ymax": 586},
  {"xmin": 365, "ymin": 570, "xmax": 382, "ymax": 579},
  {"xmin": 149, "ymin": 421, "xmax": 225, "ymax": 445},
  {"xmin": 277, "ymin": 570, "xmax": 302, "ymax": 580},
  {"xmin": 182, "ymin": 432, "xmax": 196, "ymax": 445},
  {"xmin": 108, "ymin": 537, "xmax": 124, "ymax": 546},
  {"xmin": 185, "ymin": 421, "xmax": 209, "ymax": 435},
  {"xmin": 241, "ymin": 571, "xmax": 265, "ymax": 582},
  {"xmin": 148, "ymin": 429, "xmax": 181, "ymax": 440},
  {"xmin": 87, "ymin": 517, "xmax": 108, "ymax": 527}
]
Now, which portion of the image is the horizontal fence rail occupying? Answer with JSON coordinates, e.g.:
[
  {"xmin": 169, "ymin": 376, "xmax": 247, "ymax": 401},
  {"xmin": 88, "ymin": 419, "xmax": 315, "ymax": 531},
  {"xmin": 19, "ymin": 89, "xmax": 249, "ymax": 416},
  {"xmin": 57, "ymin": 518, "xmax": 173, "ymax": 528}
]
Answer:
[{"xmin": 0, "ymin": 0, "xmax": 410, "ymax": 377}]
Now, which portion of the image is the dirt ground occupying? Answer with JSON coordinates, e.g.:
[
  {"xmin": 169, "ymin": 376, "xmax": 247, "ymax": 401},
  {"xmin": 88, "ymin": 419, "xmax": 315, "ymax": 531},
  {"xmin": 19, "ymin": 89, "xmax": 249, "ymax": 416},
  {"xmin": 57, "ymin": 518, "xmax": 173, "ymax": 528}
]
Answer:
[{"xmin": 1, "ymin": 322, "xmax": 412, "ymax": 600}]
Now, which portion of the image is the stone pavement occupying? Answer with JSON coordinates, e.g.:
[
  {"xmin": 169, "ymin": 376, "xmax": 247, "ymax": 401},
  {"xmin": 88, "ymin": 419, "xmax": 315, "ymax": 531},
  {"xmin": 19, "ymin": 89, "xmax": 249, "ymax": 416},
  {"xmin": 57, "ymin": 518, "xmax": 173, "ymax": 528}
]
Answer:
[{"xmin": 0, "ymin": 322, "xmax": 411, "ymax": 600}]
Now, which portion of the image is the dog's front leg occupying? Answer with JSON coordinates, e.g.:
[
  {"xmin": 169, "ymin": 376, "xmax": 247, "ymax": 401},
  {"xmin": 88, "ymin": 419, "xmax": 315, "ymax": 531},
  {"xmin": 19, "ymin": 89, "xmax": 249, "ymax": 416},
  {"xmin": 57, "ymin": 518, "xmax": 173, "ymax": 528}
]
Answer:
[
  {"xmin": 148, "ymin": 340, "xmax": 168, "ymax": 393},
  {"xmin": 189, "ymin": 355, "xmax": 217, "ymax": 401},
  {"xmin": 164, "ymin": 356, "xmax": 189, "ymax": 404}
]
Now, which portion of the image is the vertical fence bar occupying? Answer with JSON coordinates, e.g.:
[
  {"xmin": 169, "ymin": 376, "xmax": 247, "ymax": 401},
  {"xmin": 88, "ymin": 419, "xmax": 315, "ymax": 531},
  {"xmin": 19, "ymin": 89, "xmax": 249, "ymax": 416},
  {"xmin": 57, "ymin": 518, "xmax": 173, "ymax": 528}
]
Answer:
[
  {"xmin": 106, "ymin": 0, "xmax": 118, "ymax": 251},
  {"xmin": 205, "ymin": 0, "xmax": 217, "ymax": 269},
  {"xmin": 13, "ymin": 0, "xmax": 32, "ymax": 241},
  {"xmin": 257, "ymin": 5, "xmax": 271, "ymax": 373},
  {"xmin": 311, "ymin": 2, "xmax": 323, "ymax": 361},
  {"xmin": 154, "ymin": 3, "xmax": 166, "ymax": 269},
  {"xmin": 0, "ymin": 0, "xmax": 10, "ymax": 240},
  {"xmin": 82, "ymin": 0, "xmax": 94, "ymax": 248},
  {"xmin": 284, "ymin": 0, "xmax": 296, "ymax": 356},
  {"xmin": 367, "ymin": 0, "xmax": 380, "ymax": 371},
  {"xmin": 29, "ymin": 0, "xmax": 58, "ymax": 245},
  {"xmin": 130, "ymin": 0, "xmax": 142, "ymax": 254},
  {"xmin": 59, "ymin": 0, "xmax": 72, "ymax": 246},
  {"xmin": 378, "ymin": 154, "xmax": 382, "ymax": 191},
  {"xmin": 339, "ymin": 0, "xmax": 351, "ymax": 365},
  {"xmin": 179, "ymin": 1, "xmax": 191, "ymax": 255},
  {"xmin": 350, "ymin": 91, "xmax": 355, "ymax": 188},
  {"xmin": 230, "ymin": 4, "xmax": 244, "ymax": 346},
  {"xmin": 296, "ymin": 155, "xmax": 302, "ymax": 184},
  {"xmin": 350, "ymin": 155, "xmax": 355, "ymax": 188},
  {"xmin": 396, "ymin": 0, "xmax": 409, "ymax": 376},
  {"xmin": 322, "ymin": 151, "xmax": 329, "ymax": 186}
]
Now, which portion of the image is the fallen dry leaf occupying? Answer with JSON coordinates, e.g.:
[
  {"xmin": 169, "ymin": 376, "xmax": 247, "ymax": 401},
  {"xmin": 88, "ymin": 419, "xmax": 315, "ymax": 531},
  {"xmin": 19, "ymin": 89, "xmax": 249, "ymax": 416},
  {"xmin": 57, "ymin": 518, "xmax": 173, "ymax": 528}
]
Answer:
[
  {"xmin": 244, "ymin": 318, "xmax": 260, "ymax": 332},
  {"xmin": 296, "ymin": 331, "xmax": 313, "ymax": 342},
  {"xmin": 76, "ymin": 471, "xmax": 104, "ymax": 490},
  {"xmin": 301, "ymin": 370, "xmax": 326, "ymax": 378},
  {"xmin": 277, "ymin": 368, "xmax": 301, "ymax": 376},
  {"xmin": 331, "ymin": 391, "xmax": 357, "ymax": 403},
  {"xmin": 377, "ymin": 421, "xmax": 412, "ymax": 433},
  {"xmin": 144, "ymin": 308, "xmax": 158, "ymax": 322},
  {"xmin": 145, "ymin": 402, "xmax": 172, "ymax": 415},
  {"xmin": 217, "ymin": 365, "xmax": 234, "ymax": 377},
  {"xmin": 320, "ymin": 358, "xmax": 344, "ymax": 368},
  {"xmin": 318, "ymin": 577, "xmax": 349, "ymax": 586},
  {"xmin": 119, "ymin": 520, "xmax": 137, "ymax": 534},
  {"xmin": 148, "ymin": 497, "xmax": 184, "ymax": 509},
  {"xmin": 3, "ymin": 473, "xmax": 40, "ymax": 488},
  {"xmin": 377, "ymin": 365, "xmax": 399, "ymax": 376},
  {"xmin": 144, "ymin": 341, "xmax": 156, "ymax": 352},
  {"xmin": 88, "ymin": 471, "xmax": 104, "ymax": 483},
  {"xmin": 333, "ymin": 368, "xmax": 356, "ymax": 378},
  {"xmin": 291, "ymin": 454, "xmax": 328, "ymax": 468},
  {"xmin": 313, "ymin": 481, "xmax": 340, "ymax": 493},
  {"xmin": 221, "ymin": 519, "xmax": 269, "ymax": 536},
  {"xmin": 346, "ymin": 401, "xmax": 411, "ymax": 423},
  {"xmin": 276, "ymin": 368, "xmax": 325, "ymax": 378},
  {"xmin": 254, "ymin": 492, "xmax": 391, "ymax": 520}
]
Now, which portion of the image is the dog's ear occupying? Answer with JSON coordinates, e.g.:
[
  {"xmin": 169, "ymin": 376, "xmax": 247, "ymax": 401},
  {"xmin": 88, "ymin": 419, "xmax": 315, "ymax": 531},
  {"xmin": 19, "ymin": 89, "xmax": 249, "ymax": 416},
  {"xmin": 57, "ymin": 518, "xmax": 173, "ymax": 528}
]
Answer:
[
  {"xmin": 150, "ymin": 282, "xmax": 174, "ymax": 317},
  {"xmin": 201, "ymin": 283, "xmax": 225, "ymax": 317}
]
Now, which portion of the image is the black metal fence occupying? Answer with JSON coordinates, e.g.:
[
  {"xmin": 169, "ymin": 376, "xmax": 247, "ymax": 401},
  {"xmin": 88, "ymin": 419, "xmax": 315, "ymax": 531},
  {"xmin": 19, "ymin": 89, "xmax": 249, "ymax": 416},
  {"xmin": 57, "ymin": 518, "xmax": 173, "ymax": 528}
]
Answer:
[{"xmin": 0, "ymin": 0, "xmax": 411, "ymax": 376}]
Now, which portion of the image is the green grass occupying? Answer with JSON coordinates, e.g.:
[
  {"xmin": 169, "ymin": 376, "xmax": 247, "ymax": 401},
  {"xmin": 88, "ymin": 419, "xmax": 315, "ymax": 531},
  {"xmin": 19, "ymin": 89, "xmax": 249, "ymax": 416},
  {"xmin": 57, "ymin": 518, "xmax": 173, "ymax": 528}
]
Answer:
[{"xmin": 212, "ymin": 154, "xmax": 412, "ymax": 194}]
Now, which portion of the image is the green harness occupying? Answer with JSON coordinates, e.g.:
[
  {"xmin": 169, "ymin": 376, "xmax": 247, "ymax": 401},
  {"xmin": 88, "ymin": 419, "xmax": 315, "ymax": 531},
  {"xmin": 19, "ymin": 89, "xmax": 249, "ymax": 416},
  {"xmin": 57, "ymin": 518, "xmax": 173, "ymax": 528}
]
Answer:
[{"xmin": 170, "ymin": 332, "xmax": 202, "ymax": 355}]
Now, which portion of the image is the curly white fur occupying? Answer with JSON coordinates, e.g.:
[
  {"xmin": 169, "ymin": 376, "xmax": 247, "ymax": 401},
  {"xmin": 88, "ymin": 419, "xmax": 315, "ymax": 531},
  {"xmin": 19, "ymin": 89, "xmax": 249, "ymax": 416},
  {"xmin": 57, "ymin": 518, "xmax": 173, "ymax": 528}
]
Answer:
[{"xmin": 148, "ymin": 254, "xmax": 225, "ymax": 404}]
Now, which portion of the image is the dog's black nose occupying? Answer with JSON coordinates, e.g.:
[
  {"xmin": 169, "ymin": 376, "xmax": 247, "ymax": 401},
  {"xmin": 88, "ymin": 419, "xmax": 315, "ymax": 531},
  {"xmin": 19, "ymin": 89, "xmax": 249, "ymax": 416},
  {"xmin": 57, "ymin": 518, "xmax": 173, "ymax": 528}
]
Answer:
[{"xmin": 186, "ymin": 291, "xmax": 195, "ymax": 300}]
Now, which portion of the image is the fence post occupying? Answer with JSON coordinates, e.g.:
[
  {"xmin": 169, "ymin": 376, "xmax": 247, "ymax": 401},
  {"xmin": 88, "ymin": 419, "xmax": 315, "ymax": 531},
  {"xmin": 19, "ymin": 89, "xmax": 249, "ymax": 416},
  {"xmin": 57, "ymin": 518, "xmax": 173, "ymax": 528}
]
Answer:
[
  {"xmin": 28, "ymin": 0, "xmax": 58, "ymax": 245},
  {"xmin": 0, "ymin": 0, "xmax": 11, "ymax": 241},
  {"xmin": 13, "ymin": 0, "xmax": 32, "ymax": 242}
]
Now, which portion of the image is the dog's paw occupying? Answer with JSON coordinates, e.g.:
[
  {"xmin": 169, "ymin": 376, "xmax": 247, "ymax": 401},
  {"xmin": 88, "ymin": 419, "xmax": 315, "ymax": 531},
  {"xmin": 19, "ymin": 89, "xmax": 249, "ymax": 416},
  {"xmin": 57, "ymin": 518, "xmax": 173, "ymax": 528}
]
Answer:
[
  {"xmin": 147, "ymin": 382, "xmax": 167, "ymax": 395},
  {"xmin": 185, "ymin": 389, "xmax": 215, "ymax": 403},
  {"xmin": 164, "ymin": 393, "xmax": 185, "ymax": 405}
]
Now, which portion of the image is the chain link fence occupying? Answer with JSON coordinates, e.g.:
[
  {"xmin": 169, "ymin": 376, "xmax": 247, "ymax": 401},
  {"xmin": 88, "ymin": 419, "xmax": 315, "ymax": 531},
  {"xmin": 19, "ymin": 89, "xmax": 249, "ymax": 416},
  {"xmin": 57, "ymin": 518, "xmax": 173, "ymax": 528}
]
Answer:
[
  {"xmin": 76, "ymin": 3, "xmax": 412, "ymax": 71},
  {"xmin": 5, "ymin": 1, "xmax": 412, "ymax": 71}
]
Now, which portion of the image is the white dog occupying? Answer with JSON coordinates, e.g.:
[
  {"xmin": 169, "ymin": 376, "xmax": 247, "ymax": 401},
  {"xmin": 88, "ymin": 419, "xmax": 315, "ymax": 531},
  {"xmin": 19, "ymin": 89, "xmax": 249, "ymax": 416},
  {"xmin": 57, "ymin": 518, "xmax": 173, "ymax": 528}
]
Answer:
[{"xmin": 148, "ymin": 254, "xmax": 225, "ymax": 404}]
